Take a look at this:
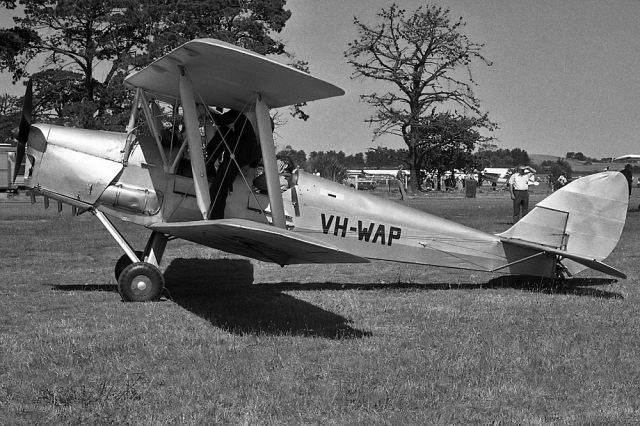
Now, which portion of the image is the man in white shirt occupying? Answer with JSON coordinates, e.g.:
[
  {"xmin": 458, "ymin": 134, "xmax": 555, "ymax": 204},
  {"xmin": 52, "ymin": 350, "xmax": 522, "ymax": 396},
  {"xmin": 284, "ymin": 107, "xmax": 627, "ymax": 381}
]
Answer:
[{"xmin": 509, "ymin": 165, "xmax": 537, "ymax": 223}]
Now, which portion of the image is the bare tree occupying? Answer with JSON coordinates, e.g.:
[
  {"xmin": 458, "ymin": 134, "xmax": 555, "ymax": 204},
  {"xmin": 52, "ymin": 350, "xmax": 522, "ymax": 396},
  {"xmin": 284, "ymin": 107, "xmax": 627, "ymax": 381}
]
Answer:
[{"xmin": 345, "ymin": 3, "xmax": 492, "ymax": 192}]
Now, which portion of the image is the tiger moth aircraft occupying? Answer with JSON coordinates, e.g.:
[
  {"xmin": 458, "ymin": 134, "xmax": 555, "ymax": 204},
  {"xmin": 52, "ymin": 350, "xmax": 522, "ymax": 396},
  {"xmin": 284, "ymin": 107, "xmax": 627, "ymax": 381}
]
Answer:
[{"xmin": 14, "ymin": 39, "xmax": 629, "ymax": 302}]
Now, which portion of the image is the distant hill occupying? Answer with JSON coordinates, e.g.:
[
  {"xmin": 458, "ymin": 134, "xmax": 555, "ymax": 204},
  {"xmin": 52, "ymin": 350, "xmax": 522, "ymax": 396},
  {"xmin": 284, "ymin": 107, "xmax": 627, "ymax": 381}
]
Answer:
[
  {"xmin": 529, "ymin": 154, "xmax": 561, "ymax": 165},
  {"xmin": 529, "ymin": 153, "xmax": 620, "ymax": 175}
]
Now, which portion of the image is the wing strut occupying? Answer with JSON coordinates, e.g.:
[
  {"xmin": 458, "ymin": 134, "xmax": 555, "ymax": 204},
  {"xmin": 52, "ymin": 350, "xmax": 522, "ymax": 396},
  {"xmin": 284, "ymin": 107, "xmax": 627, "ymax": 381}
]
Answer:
[
  {"xmin": 255, "ymin": 95, "xmax": 286, "ymax": 229},
  {"xmin": 179, "ymin": 66, "xmax": 211, "ymax": 219}
]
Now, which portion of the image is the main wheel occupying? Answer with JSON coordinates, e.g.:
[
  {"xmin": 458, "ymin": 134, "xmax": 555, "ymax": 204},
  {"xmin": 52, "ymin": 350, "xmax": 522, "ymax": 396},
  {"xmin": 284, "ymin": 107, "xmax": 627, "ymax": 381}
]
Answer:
[
  {"xmin": 117, "ymin": 262, "xmax": 164, "ymax": 302},
  {"xmin": 114, "ymin": 251, "xmax": 143, "ymax": 281}
]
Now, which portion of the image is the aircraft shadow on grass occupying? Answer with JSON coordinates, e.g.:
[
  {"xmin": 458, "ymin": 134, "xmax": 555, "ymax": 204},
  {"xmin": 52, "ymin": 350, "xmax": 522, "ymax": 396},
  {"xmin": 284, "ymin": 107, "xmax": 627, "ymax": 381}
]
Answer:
[
  {"xmin": 161, "ymin": 258, "xmax": 372, "ymax": 339},
  {"xmin": 49, "ymin": 258, "xmax": 623, "ymax": 336},
  {"xmin": 268, "ymin": 276, "xmax": 623, "ymax": 299}
]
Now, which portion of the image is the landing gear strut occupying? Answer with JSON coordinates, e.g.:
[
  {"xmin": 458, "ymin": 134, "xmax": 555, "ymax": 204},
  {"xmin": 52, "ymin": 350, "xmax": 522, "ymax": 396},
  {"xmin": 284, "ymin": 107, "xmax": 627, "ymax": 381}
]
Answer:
[{"xmin": 91, "ymin": 209, "xmax": 168, "ymax": 302}]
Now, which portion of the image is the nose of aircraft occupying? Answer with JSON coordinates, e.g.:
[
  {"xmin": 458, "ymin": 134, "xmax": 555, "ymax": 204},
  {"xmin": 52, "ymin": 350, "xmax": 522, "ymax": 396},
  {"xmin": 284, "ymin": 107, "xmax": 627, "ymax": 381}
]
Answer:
[{"xmin": 13, "ymin": 80, "xmax": 32, "ymax": 184}]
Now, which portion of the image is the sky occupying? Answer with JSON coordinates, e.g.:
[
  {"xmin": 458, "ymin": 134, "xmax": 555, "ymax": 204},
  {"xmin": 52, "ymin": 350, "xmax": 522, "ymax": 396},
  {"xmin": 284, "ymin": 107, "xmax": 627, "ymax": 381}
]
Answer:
[
  {"xmin": 274, "ymin": 0, "xmax": 640, "ymax": 158},
  {"xmin": 2, "ymin": 0, "xmax": 640, "ymax": 159}
]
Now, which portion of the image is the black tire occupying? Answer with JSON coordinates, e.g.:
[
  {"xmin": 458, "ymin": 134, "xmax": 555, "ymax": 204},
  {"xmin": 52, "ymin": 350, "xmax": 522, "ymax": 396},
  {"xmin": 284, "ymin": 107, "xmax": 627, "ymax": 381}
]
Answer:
[
  {"xmin": 117, "ymin": 262, "xmax": 164, "ymax": 302},
  {"xmin": 114, "ymin": 251, "xmax": 143, "ymax": 281}
]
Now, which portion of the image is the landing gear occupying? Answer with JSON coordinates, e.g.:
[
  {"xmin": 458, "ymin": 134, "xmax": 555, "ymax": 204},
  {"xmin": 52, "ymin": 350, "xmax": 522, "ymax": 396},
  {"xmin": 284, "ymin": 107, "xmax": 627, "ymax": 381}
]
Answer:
[
  {"xmin": 90, "ymin": 208, "xmax": 169, "ymax": 302},
  {"xmin": 117, "ymin": 262, "xmax": 164, "ymax": 302},
  {"xmin": 117, "ymin": 231, "xmax": 168, "ymax": 302}
]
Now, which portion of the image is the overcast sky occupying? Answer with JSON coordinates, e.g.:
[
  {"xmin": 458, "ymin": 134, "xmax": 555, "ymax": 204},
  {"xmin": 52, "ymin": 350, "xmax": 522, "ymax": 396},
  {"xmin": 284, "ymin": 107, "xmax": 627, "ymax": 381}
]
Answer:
[{"xmin": 2, "ymin": 0, "xmax": 639, "ymax": 159}]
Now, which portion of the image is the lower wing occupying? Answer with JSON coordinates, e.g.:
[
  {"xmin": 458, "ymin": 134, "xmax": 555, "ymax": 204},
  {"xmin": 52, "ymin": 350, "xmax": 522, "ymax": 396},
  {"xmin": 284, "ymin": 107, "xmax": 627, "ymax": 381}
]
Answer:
[{"xmin": 150, "ymin": 218, "xmax": 369, "ymax": 266}]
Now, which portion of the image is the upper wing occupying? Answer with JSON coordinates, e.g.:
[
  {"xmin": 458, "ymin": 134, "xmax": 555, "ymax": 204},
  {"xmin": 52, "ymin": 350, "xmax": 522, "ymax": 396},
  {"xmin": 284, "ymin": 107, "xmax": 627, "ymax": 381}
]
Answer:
[
  {"xmin": 150, "ymin": 218, "xmax": 369, "ymax": 266},
  {"xmin": 124, "ymin": 38, "xmax": 345, "ymax": 110}
]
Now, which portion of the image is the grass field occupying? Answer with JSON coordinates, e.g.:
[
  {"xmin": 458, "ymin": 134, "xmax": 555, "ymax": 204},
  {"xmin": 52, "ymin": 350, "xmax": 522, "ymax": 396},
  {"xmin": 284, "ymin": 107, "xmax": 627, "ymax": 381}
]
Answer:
[{"xmin": 2, "ymin": 187, "xmax": 640, "ymax": 424}]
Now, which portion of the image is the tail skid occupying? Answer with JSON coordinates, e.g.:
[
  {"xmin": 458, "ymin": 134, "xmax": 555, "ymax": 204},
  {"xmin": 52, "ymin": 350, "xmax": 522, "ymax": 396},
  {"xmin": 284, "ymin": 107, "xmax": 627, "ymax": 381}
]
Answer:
[{"xmin": 498, "ymin": 172, "xmax": 628, "ymax": 278}]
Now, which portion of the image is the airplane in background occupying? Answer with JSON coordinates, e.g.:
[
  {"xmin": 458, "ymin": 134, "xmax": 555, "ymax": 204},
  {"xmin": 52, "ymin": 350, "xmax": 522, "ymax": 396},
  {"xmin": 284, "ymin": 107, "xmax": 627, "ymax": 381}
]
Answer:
[
  {"xmin": 613, "ymin": 154, "xmax": 640, "ymax": 163},
  {"xmin": 13, "ymin": 38, "xmax": 629, "ymax": 303},
  {"xmin": 480, "ymin": 167, "xmax": 512, "ymax": 185}
]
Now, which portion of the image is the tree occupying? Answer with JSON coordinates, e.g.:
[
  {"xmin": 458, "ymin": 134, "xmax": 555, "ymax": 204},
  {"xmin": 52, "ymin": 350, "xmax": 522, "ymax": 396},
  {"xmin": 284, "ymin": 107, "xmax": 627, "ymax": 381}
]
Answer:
[
  {"xmin": 539, "ymin": 159, "xmax": 572, "ymax": 182},
  {"xmin": 573, "ymin": 152, "xmax": 587, "ymax": 161},
  {"xmin": 417, "ymin": 112, "xmax": 489, "ymax": 190},
  {"xmin": 474, "ymin": 148, "xmax": 531, "ymax": 170},
  {"xmin": 345, "ymin": 3, "xmax": 493, "ymax": 192},
  {"xmin": 277, "ymin": 145, "xmax": 307, "ymax": 170},
  {"xmin": 364, "ymin": 146, "xmax": 406, "ymax": 169},
  {"xmin": 307, "ymin": 150, "xmax": 347, "ymax": 182},
  {"xmin": 0, "ymin": 0, "xmax": 294, "ymax": 129},
  {"xmin": 344, "ymin": 152, "xmax": 366, "ymax": 169},
  {"xmin": 0, "ymin": 93, "xmax": 19, "ymax": 143}
]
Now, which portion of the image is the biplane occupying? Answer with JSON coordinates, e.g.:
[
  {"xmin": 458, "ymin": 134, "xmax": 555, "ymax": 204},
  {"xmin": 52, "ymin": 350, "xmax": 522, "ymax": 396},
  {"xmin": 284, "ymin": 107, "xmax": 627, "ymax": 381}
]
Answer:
[{"xmin": 13, "ymin": 39, "xmax": 629, "ymax": 302}]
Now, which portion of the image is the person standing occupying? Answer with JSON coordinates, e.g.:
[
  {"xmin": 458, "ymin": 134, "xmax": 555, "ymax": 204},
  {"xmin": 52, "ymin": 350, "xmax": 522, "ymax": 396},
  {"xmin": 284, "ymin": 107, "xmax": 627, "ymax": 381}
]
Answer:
[
  {"xmin": 556, "ymin": 173, "xmax": 567, "ymax": 190},
  {"xmin": 509, "ymin": 165, "xmax": 536, "ymax": 224},
  {"xmin": 620, "ymin": 164, "xmax": 633, "ymax": 197}
]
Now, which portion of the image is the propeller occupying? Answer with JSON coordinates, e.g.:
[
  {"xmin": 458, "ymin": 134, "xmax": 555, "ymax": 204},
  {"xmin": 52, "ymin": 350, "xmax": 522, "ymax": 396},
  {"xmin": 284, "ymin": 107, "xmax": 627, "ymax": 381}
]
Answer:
[{"xmin": 13, "ymin": 80, "xmax": 33, "ymax": 183}]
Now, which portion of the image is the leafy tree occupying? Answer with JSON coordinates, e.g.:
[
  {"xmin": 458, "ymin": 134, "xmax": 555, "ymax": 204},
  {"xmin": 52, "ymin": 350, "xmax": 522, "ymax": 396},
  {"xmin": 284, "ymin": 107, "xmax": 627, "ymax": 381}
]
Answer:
[
  {"xmin": 474, "ymin": 148, "xmax": 531, "ymax": 169},
  {"xmin": 1, "ymin": 1, "xmax": 154, "ymax": 129},
  {"xmin": 417, "ymin": 112, "xmax": 490, "ymax": 190},
  {"xmin": 539, "ymin": 159, "xmax": 572, "ymax": 181},
  {"xmin": 0, "ymin": 93, "xmax": 20, "ymax": 143},
  {"xmin": 0, "ymin": 0, "xmax": 295, "ymax": 129},
  {"xmin": 277, "ymin": 145, "xmax": 307, "ymax": 170},
  {"xmin": 307, "ymin": 150, "xmax": 347, "ymax": 182},
  {"xmin": 344, "ymin": 152, "xmax": 366, "ymax": 169},
  {"xmin": 573, "ymin": 152, "xmax": 587, "ymax": 161},
  {"xmin": 507, "ymin": 148, "xmax": 531, "ymax": 167},
  {"xmin": 345, "ymin": 3, "xmax": 493, "ymax": 192},
  {"xmin": 365, "ymin": 146, "xmax": 407, "ymax": 169}
]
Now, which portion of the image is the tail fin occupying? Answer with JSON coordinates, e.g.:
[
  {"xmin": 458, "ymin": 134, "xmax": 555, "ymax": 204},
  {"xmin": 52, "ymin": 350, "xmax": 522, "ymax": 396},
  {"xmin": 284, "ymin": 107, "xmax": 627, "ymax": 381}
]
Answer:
[{"xmin": 498, "ymin": 171, "xmax": 628, "ymax": 277}]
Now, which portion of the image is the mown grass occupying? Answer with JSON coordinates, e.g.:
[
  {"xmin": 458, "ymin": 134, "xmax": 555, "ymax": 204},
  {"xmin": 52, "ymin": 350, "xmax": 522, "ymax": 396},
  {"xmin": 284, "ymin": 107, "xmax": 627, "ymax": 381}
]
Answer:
[{"xmin": 1, "ymin": 188, "xmax": 640, "ymax": 424}]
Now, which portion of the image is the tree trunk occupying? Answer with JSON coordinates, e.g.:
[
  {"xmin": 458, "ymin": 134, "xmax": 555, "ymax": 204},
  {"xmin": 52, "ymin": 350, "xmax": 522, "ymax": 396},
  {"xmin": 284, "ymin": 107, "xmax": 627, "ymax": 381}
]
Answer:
[{"xmin": 407, "ymin": 141, "xmax": 419, "ymax": 194}]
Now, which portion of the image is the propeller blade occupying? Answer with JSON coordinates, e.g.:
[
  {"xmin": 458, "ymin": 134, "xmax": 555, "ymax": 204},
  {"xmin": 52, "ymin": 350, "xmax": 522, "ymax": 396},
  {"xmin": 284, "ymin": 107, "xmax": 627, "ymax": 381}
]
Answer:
[{"xmin": 13, "ymin": 80, "xmax": 32, "ymax": 183}]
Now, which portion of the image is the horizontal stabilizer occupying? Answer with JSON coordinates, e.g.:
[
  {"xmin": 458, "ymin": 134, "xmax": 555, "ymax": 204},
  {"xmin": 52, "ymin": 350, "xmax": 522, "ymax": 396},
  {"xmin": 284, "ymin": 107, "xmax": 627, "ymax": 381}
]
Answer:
[
  {"xmin": 501, "ymin": 237, "xmax": 626, "ymax": 279},
  {"xmin": 150, "ymin": 218, "xmax": 369, "ymax": 266}
]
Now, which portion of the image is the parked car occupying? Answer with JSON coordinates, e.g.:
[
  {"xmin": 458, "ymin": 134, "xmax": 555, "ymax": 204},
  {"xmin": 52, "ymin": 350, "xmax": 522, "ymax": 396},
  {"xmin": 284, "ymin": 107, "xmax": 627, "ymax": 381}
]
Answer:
[{"xmin": 345, "ymin": 173, "xmax": 377, "ymax": 190}]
